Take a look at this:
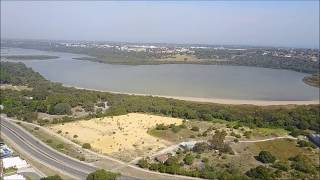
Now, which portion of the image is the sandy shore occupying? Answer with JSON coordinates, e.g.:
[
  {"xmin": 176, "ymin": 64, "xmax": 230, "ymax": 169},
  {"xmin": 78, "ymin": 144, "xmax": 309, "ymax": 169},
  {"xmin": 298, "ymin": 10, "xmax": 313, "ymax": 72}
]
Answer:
[{"xmin": 64, "ymin": 85, "xmax": 319, "ymax": 106}]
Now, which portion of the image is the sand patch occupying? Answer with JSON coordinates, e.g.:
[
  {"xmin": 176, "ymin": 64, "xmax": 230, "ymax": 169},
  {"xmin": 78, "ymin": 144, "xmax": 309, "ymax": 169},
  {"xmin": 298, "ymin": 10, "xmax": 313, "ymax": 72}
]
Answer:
[{"xmin": 49, "ymin": 113, "xmax": 182, "ymax": 160}]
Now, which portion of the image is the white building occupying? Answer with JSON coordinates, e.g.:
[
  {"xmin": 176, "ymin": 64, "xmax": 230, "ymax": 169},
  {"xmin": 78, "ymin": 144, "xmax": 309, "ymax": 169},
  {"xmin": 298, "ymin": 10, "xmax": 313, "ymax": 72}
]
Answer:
[
  {"xmin": 3, "ymin": 156, "xmax": 29, "ymax": 169},
  {"xmin": 4, "ymin": 174, "xmax": 25, "ymax": 180}
]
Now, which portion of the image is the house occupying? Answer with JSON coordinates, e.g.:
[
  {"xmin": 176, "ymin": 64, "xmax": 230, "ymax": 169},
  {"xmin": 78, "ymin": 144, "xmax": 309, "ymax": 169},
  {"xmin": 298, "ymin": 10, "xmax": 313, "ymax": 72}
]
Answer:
[
  {"xmin": 2, "ymin": 156, "xmax": 29, "ymax": 169},
  {"xmin": 179, "ymin": 141, "xmax": 197, "ymax": 150},
  {"xmin": 308, "ymin": 134, "xmax": 320, "ymax": 147},
  {"xmin": 155, "ymin": 154, "xmax": 169, "ymax": 163}
]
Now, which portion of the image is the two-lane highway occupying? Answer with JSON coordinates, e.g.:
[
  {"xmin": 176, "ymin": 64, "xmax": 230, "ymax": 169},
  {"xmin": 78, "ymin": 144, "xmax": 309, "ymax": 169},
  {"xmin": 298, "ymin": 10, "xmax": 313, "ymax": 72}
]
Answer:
[{"xmin": 1, "ymin": 116, "xmax": 141, "ymax": 180}]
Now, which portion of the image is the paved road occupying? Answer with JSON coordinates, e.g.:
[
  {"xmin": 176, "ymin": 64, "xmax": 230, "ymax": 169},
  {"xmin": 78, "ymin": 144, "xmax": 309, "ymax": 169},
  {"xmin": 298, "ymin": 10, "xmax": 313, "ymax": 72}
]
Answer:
[{"xmin": 0, "ymin": 117, "xmax": 140, "ymax": 180}]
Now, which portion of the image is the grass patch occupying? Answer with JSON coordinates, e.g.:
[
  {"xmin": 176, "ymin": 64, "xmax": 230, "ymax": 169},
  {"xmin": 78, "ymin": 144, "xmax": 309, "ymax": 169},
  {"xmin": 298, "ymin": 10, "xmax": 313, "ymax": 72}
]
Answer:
[{"xmin": 250, "ymin": 139, "xmax": 317, "ymax": 161}]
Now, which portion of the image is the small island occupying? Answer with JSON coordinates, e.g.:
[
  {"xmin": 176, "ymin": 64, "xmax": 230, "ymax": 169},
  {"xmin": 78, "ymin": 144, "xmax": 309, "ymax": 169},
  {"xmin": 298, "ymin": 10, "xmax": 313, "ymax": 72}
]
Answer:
[{"xmin": 1, "ymin": 55, "xmax": 59, "ymax": 60}]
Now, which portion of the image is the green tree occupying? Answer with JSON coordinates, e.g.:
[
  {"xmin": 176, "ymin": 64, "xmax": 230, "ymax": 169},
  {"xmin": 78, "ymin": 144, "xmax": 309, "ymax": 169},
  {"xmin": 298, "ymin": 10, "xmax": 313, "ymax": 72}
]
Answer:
[{"xmin": 257, "ymin": 151, "xmax": 276, "ymax": 163}]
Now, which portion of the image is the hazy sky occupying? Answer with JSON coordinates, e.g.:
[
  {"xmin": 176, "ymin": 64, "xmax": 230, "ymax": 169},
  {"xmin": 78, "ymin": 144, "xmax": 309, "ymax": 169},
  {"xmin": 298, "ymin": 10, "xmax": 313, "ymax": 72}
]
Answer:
[{"xmin": 1, "ymin": 1, "xmax": 319, "ymax": 48}]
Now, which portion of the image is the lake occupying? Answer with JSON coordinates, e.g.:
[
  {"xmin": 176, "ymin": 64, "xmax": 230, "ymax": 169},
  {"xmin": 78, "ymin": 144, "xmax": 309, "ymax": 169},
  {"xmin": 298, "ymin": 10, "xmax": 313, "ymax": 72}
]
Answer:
[{"xmin": 1, "ymin": 48, "xmax": 318, "ymax": 101}]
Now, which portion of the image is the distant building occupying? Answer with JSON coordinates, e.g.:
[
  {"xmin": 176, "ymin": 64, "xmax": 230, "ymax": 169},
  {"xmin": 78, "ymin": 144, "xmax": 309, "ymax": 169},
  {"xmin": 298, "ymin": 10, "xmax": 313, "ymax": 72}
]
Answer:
[
  {"xmin": 155, "ymin": 154, "xmax": 169, "ymax": 163},
  {"xmin": 308, "ymin": 134, "xmax": 320, "ymax": 147},
  {"xmin": 179, "ymin": 141, "xmax": 197, "ymax": 150}
]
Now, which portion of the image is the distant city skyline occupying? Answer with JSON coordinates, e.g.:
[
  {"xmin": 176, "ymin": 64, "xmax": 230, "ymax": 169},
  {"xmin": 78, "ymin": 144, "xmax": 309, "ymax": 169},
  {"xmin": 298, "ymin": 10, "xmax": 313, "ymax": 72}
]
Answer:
[{"xmin": 1, "ymin": 1, "xmax": 319, "ymax": 49}]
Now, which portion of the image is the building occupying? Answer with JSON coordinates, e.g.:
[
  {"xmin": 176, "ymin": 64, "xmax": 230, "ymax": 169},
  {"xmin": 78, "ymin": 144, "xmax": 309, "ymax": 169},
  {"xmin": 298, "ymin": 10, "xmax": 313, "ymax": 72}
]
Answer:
[
  {"xmin": 179, "ymin": 141, "xmax": 198, "ymax": 150},
  {"xmin": 308, "ymin": 134, "xmax": 320, "ymax": 147},
  {"xmin": 2, "ymin": 156, "xmax": 29, "ymax": 169},
  {"xmin": 4, "ymin": 174, "xmax": 25, "ymax": 180},
  {"xmin": 155, "ymin": 154, "xmax": 169, "ymax": 163}
]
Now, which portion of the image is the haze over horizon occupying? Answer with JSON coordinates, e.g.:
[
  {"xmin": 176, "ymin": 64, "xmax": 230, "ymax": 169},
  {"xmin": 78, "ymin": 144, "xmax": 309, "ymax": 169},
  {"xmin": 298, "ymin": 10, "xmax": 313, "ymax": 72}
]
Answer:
[{"xmin": 1, "ymin": 1, "xmax": 319, "ymax": 49}]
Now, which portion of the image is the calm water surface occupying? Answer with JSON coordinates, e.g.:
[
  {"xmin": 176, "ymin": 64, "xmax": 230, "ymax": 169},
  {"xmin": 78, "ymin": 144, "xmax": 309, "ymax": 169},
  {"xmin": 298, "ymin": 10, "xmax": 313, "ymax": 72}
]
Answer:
[{"xmin": 1, "ymin": 48, "xmax": 318, "ymax": 101}]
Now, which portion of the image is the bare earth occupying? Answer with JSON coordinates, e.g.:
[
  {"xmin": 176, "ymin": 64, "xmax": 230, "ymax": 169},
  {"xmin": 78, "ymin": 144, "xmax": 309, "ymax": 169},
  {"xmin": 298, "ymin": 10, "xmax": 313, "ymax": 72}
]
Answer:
[{"xmin": 49, "ymin": 113, "xmax": 182, "ymax": 161}]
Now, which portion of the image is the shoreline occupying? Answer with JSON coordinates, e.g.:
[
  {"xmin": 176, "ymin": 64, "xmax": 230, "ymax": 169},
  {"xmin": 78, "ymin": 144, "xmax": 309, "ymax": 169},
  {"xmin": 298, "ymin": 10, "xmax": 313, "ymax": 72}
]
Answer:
[{"xmin": 64, "ymin": 85, "xmax": 319, "ymax": 106}]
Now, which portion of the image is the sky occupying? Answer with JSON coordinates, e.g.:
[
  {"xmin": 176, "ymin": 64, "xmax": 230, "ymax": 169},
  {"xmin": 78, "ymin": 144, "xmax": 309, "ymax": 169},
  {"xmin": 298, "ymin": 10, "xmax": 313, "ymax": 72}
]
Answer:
[{"xmin": 1, "ymin": 1, "xmax": 319, "ymax": 48}]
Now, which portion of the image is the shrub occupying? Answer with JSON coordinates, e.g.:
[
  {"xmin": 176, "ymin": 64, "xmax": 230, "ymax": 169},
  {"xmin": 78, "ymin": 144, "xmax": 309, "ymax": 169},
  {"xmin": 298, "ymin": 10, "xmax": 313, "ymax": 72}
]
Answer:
[
  {"xmin": 86, "ymin": 169, "xmax": 119, "ymax": 180},
  {"xmin": 79, "ymin": 156, "xmax": 85, "ymax": 161},
  {"xmin": 57, "ymin": 130, "xmax": 62, "ymax": 134},
  {"xmin": 82, "ymin": 143, "xmax": 91, "ymax": 149},
  {"xmin": 73, "ymin": 135, "xmax": 78, "ymax": 138},
  {"xmin": 193, "ymin": 142, "xmax": 210, "ymax": 153},
  {"xmin": 34, "ymin": 127, "xmax": 39, "ymax": 130},
  {"xmin": 191, "ymin": 126, "xmax": 199, "ymax": 131},
  {"xmin": 40, "ymin": 175, "xmax": 63, "ymax": 180},
  {"xmin": 56, "ymin": 143, "xmax": 64, "ymax": 149},
  {"xmin": 272, "ymin": 161, "xmax": 289, "ymax": 171},
  {"xmin": 246, "ymin": 165, "xmax": 273, "ymax": 180},
  {"xmin": 297, "ymin": 140, "xmax": 316, "ymax": 149},
  {"xmin": 46, "ymin": 139, "xmax": 53, "ymax": 144},
  {"xmin": 257, "ymin": 151, "xmax": 276, "ymax": 163},
  {"xmin": 289, "ymin": 155, "xmax": 315, "ymax": 173},
  {"xmin": 171, "ymin": 126, "xmax": 181, "ymax": 133},
  {"xmin": 52, "ymin": 103, "xmax": 71, "ymax": 115},
  {"xmin": 202, "ymin": 157, "xmax": 209, "ymax": 163},
  {"xmin": 183, "ymin": 154, "xmax": 195, "ymax": 165},
  {"xmin": 155, "ymin": 123, "xmax": 168, "ymax": 130},
  {"xmin": 137, "ymin": 159, "xmax": 149, "ymax": 168}
]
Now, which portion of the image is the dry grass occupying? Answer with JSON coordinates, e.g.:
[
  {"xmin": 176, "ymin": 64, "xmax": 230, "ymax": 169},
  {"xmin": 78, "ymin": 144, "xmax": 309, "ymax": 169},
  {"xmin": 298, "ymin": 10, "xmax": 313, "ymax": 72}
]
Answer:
[{"xmin": 49, "ymin": 113, "xmax": 183, "ymax": 161}]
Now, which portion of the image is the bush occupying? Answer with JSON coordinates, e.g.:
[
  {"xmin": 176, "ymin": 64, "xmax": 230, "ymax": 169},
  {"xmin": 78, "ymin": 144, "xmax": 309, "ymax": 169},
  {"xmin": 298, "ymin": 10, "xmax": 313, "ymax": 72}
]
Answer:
[
  {"xmin": 257, "ymin": 151, "xmax": 276, "ymax": 163},
  {"xmin": 272, "ymin": 161, "xmax": 289, "ymax": 171},
  {"xmin": 56, "ymin": 143, "xmax": 64, "ymax": 149},
  {"xmin": 155, "ymin": 123, "xmax": 169, "ymax": 130},
  {"xmin": 289, "ymin": 155, "xmax": 315, "ymax": 173},
  {"xmin": 82, "ymin": 143, "xmax": 91, "ymax": 149},
  {"xmin": 34, "ymin": 127, "xmax": 39, "ymax": 130},
  {"xmin": 57, "ymin": 130, "xmax": 62, "ymax": 134},
  {"xmin": 46, "ymin": 139, "xmax": 53, "ymax": 144},
  {"xmin": 171, "ymin": 126, "xmax": 181, "ymax": 133},
  {"xmin": 297, "ymin": 140, "xmax": 316, "ymax": 149},
  {"xmin": 79, "ymin": 156, "xmax": 85, "ymax": 161},
  {"xmin": 183, "ymin": 154, "xmax": 195, "ymax": 165},
  {"xmin": 73, "ymin": 135, "xmax": 78, "ymax": 138},
  {"xmin": 193, "ymin": 142, "xmax": 210, "ymax": 153},
  {"xmin": 52, "ymin": 103, "xmax": 72, "ymax": 115},
  {"xmin": 191, "ymin": 126, "xmax": 199, "ymax": 131},
  {"xmin": 86, "ymin": 169, "xmax": 119, "ymax": 180},
  {"xmin": 246, "ymin": 165, "xmax": 274, "ymax": 180},
  {"xmin": 40, "ymin": 175, "xmax": 63, "ymax": 180},
  {"xmin": 137, "ymin": 159, "xmax": 149, "ymax": 168}
]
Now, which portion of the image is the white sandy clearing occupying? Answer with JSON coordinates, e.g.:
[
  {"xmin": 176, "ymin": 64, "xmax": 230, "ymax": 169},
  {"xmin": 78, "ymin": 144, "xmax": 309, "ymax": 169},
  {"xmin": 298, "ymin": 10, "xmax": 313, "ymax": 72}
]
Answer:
[{"xmin": 49, "ymin": 113, "xmax": 182, "ymax": 160}]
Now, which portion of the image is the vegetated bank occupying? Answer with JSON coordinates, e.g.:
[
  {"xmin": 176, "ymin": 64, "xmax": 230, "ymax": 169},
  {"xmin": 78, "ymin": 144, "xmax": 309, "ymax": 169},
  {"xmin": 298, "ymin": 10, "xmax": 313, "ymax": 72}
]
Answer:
[
  {"xmin": 0, "ymin": 61, "xmax": 319, "ymax": 137},
  {"xmin": 3, "ymin": 39, "xmax": 319, "ymax": 74},
  {"xmin": 303, "ymin": 73, "xmax": 320, "ymax": 87}
]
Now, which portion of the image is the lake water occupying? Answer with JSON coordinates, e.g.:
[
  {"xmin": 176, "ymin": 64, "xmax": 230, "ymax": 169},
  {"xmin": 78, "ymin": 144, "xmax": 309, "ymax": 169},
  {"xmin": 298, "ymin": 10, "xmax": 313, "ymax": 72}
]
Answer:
[{"xmin": 1, "ymin": 48, "xmax": 318, "ymax": 101}]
